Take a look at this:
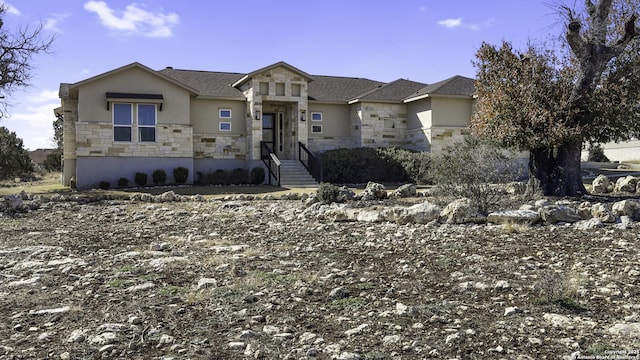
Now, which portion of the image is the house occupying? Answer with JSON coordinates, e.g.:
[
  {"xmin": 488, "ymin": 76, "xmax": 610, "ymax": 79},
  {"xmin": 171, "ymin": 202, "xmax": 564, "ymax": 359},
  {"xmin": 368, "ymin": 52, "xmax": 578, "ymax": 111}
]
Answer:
[{"xmin": 58, "ymin": 61, "xmax": 475, "ymax": 189}]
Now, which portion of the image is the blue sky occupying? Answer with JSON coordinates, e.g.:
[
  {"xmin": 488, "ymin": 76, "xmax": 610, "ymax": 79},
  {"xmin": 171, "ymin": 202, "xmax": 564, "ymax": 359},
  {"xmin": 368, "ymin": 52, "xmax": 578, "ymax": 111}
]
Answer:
[{"xmin": 1, "ymin": 0, "xmax": 561, "ymax": 150}]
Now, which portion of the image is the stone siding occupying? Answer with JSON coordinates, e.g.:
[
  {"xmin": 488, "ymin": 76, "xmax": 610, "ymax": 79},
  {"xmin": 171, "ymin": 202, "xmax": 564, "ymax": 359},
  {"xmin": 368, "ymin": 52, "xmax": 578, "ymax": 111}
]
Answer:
[
  {"xmin": 75, "ymin": 122, "xmax": 193, "ymax": 158},
  {"xmin": 352, "ymin": 103, "xmax": 407, "ymax": 148},
  {"xmin": 193, "ymin": 134, "xmax": 247, "ymax": 160},
  {"xmin": 405, "ymin": 128, "xmax": 431, "ymax": 152},
  {"xmin": 308, "ymin": 136, "xmax": 353, "ymax": 153},
  {"xmin": 429, "ymin": 126, "xmax": 469, "ymax": 153}
]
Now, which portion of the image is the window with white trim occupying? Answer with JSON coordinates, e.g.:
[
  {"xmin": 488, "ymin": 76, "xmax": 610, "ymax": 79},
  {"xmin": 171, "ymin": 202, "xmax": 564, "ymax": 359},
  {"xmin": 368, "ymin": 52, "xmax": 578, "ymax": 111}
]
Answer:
[
  {"xmin": 113, "ymin": 103, "xmax": 132, "ymax": 142},
  {"xmin": 311, "ymin": 112, "xmax": 322, "ymax": 121},
  {"xmin": 219, "ymin": 109, "xmax": 232, "ymax": 119},
  {"xmin": 219, "ymin": 122, "xmax": 231, "ymax": 131},
  {"xmin": 138, "ymin": 104, "xmax": 157, "ymax": 142},
  {"xmin": 311, "ymin": 125, "xmax": 323, "ymax": 133}
]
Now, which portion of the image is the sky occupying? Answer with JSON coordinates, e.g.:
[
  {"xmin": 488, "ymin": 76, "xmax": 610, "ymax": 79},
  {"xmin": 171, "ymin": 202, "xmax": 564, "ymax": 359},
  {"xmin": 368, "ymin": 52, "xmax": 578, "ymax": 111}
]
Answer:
[{"xmin": 1, "ymin": 0, "xmax": 564, "ymax": 150}]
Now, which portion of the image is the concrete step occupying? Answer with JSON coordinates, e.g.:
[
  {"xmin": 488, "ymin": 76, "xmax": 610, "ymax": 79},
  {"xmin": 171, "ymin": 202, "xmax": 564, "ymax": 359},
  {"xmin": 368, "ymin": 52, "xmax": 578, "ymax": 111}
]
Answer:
[{"xmin": 277, "ymin": 160, "xmax": 318, "ymax": 187}]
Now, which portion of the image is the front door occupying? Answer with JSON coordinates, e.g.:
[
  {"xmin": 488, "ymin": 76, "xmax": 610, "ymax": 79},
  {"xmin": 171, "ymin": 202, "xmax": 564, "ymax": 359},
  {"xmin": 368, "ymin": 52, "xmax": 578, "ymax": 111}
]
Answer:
[{"xmin": 262, "ymin": 113, "xmax": 276, "ymax": 154}]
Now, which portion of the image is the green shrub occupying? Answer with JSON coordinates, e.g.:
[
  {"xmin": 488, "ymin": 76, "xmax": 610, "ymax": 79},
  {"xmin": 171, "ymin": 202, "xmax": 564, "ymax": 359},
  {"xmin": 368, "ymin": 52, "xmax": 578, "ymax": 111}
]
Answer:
[
  {"xmin": 430, "ymin": 136, "xmax": 523, "ymax": 215},
  {"xmin": 43, "ymin": 149, "xmax": 63, "ymax": 172},
  {"xmin": 317, "ymin": 182, "xmax": 340, "ymax": 204},
  {"xmin": 587, "ymin": 143, "xmax": 609, "ymax": 162},
  {"xmin": 99, "ymin": 181, "xmax": 110, "ymax": 190},
  {"xmin": 230, "ymin": 168, "xmax": 249, "ymax": 185},
  {"xmin": 211, "ymin": 169, "xmax": 229, "ymax": 185},
  {"xmin": 250, "ymin": 167, "xmax": 265, "ymax": 185},
  {"xmin": 134, "ymin": 172, "xmax": 148, "ymax": 187},
  {"xmin": 320, "ymin": 147, "xmax": 431, "ymax": 184},
  {"xmin": 152, "ymin": 169, "xmax": 167, "ymax": 185},
  {"xmin": 117, "ymin": 177, "xmax": 129, "ymax": 188},
  {"xmin": 173, "ymin": 167, "xmax": 189, "ymax": 184}
]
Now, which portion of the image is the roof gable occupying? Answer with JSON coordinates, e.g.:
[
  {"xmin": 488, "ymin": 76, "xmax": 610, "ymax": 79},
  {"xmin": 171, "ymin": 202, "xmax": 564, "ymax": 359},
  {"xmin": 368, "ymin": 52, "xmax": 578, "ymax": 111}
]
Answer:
[
  {"xmin": 65, "ymin": 62, "xmax": 198, "ymax": 95},
  {"xmin": 232, "ymin": 61, "xmax": 314, "ymax": 88},
  {"xmin": 404, "ymin": 75, "xmax": 475, "ymax": 102}
]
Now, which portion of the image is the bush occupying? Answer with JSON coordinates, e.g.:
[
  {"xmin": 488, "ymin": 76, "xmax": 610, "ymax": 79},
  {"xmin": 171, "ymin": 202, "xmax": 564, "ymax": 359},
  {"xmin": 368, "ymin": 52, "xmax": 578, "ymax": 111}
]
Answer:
[
  {"xmin": 317, "ymin": 182, "xmax": 340, "ymax": 204},
  {"xmin": 173, "ymin": 167, "xmax": 189, "ymax": 184},
  {"xmin": 587, "ymin": 143, "xmax": 610, "ymax": 162},
  {"xmin": 430, "ymin": 136, "xmax": 523, "ymax": 215},
  {"xmin": 117, "ymin": 177, "xmax": 129, "ymax": 188},
  {"xmin": 230, "ymin": 168, "xmax": 249, "ymax": 185},
  {"xmin": 43, "ymin": 148, "xmax": 63, "ymax": 172},
  {"xmin": 320, "ymin": 147, "xmax": 431, "ymax": 184},
  {"xmin": 152, "ymin": 169, "xmax": 167, "ymax": 185},
  {"xmin": 134, "ymin": 172, "xmax": 148, "ymax": 187},
  {"xmin": 99, "ymin": 181, "xmax": 110, "ymax": 190},
  {"xmin": 0, "ymin": 126, "xmax": 34, "ymax": 180},
  {"xmin": 250, "ymin": 167, "xmax": 265, "ymax": 185},
  {"xmin": 211, "ymin": 169, "xmax": 229, "ymax": 185}
]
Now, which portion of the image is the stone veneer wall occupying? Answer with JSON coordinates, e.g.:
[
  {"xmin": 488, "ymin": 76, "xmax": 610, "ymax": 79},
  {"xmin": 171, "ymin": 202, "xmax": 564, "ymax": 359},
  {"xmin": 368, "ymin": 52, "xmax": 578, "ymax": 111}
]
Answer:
[
  {"xmin": 193, "ymin": 134, "xmax": 247, "ymax": 160},
  {"xmin": 61, "ymin": 98, "xmax": 78, "ymax": 186},
  {"xmin": 308, "ymin": 136, "xmax": 353, "ymax": 153},
  {"xmin": 428, "ymin": 126, "xmax": 469, "ymax": 153},
  {"xmin": 404, "ymin": 128, "xmax": 431, "ymax": 152},
  {"xmin": 75, "ymin": 122, "xmax": 193, "ymax": 157},
  {"xmin": 351, "ymin": 103, "xmax": 407, "ymax": 148}
]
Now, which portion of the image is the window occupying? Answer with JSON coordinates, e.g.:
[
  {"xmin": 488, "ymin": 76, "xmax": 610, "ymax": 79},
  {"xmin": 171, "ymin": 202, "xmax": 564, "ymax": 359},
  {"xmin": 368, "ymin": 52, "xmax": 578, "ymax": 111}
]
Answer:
[
  {"xmin": 275, "ymin": 83, "xmax": 285, "ymax": 96},
  {"xmin": 383, "ymin": 118, "xmax": 397, "ymax": 130},
  {"xmin": 138, "ymin": 104, "xmax": 157, "ymax": 142},
  {"xmin": 311, "ymin": 125, "xmax": 323, "ymax": 133},
  {"xmin": 311, "ymin": 112, "xmax": 322, "ymax": 121},
  {"xmin": 219, "ymin": 122, "xmax": 231, "ymax": 131},
  {"xmin": 259, "ymin": 82, "xmax": 269, "ymax": 95},
  {"xmin": 219, "ymin": 109, "xmax": 232, "ymax": 118},
  {"xmin": 113, "ymin": 103, "xmax": 132, "ymax": 142},
  {"xmin": 291, "ymin": 83, "xmax": 301, "ymax": 97}
]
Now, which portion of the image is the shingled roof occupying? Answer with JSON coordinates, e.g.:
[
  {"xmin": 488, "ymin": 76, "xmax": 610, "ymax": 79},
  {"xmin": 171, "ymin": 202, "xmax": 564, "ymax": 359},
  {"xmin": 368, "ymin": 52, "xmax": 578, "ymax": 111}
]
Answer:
[
  {"xmin": 158, "ymin": 68, "xmax": 246, "ymax": 99},
  {"xmin": 404, "ymin": 75, "xmax": 475, "ymax": 102},
  {"xmin": 307, "ymin": 76, "xmax": 385, "ymax": 103},
  {"xmin": 348, "ymin": 79, "xmax": 427, "ymax": 103}
]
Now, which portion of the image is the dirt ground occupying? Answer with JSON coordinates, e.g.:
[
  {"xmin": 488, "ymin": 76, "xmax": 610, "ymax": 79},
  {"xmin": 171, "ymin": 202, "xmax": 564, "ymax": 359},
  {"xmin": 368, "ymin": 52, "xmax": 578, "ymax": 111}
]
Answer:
[{"xmin": 1, "ymin": 191, "xmax": 639, "ymax": 359}]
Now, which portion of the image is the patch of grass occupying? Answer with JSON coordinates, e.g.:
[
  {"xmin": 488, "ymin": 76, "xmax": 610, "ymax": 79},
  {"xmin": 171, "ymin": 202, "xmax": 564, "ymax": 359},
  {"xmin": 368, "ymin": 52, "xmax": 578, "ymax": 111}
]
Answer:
[
  {"xmin": 159, "ymin": 286, "xmax": 186, "ymax": 296},
  {"xmin": 328, "ymin": 297, "xmax": 365, "ymax": 311},
  {"xmin": 107, "ymin": 279, "xmax": 126, "ymax": 287},
  {"xmin": 584, "ymin": 343, "xmax": 617, "ymax": 355}
]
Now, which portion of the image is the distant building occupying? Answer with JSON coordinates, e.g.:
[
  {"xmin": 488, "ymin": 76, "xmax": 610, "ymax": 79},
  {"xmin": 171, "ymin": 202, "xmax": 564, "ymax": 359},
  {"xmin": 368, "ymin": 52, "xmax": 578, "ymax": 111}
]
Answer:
[{"xmin": 58, "ymin": 61, "xmax": 475, "ymax": 189}]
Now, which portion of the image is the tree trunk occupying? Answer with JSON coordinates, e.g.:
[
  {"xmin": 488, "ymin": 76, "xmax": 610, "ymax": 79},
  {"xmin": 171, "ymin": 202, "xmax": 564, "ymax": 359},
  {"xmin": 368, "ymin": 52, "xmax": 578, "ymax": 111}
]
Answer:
[{"xmin": 528, "ymin": 139, "xmax": 586, "ymax": 197}]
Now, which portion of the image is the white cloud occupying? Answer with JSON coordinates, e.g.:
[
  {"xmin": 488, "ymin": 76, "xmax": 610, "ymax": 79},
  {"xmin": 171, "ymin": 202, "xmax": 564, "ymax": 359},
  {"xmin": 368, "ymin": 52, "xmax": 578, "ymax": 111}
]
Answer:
[
  {"xmin": 44, "ymin": 14, "xmax": 69, "ymax": 33},
  {"xmin": 4, "ymin": 89, "xmax": 60, "ymax": 150},
  {"xmin": 437, "ymin": 17, "xmax": 495, "ymax": 31},
  {"xmin": 437, "ymin": 18, "xmax": 462, "ymax": 28},
  {"xmin": 1, "ymin": 1, "xmax": 20, "ymax": 15},
  {"xmin": 419, "ymin": 6, "xmax": 427, "ymax": 13},
  {"xmin": 83, "ymin": 1, "xmax": 179, "ymax": 38}
]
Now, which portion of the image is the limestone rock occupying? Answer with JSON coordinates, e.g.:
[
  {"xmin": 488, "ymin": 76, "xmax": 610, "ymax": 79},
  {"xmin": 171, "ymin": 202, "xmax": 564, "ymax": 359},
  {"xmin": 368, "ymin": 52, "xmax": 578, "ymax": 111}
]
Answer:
[
  {"xmin": 358, "ymin": 182, "xmax": 387, "ymax": 201},
  {"xmin": 538, "ymin": 205, "xmax": 581, "ymax": 224},
  {"xmin": 608, "ymin": 323, "xmax": 640, "ymax": 338},
  {"xmin": 591, "ymin": 203, "xmax": 616, "ymax": 223},
  {"xmin": 390, "ymin": 183, "xmax": 416, "ymax": 198},
  {"xmin": 612, "ymin": 199, "xmax": 640, "ymax": 220},
  {"xmin": 393, "ymin": 202, "xmax": 441, "ymax": 224},
  {"xmin": 591, "ymin": 174, "xmax": 612, "ymax": 193},
  {"xmin": 487, "ymin": 210, "xmax": 540, "ymax": 225},
  {"xmin": 573, "ymin": 218, "xmax": 604, "ymax": 230},
  {"xmin": 614, "ymin": 176, "xmax": 638, "ymax": 193},
  {"xmin": 439, "ymin": 198, "xmax": 486, "ymax": 224},
  {"xmin": 337, "ymin": 186, "xmax": 355, "ymax": 202}
]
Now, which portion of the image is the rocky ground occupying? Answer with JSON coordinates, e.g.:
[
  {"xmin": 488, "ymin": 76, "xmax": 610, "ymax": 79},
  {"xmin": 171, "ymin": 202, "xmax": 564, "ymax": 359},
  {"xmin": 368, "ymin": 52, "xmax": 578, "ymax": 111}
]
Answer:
[{"xmin": 1, "ymin": 190, "xmax": 640, "ymax": 359}]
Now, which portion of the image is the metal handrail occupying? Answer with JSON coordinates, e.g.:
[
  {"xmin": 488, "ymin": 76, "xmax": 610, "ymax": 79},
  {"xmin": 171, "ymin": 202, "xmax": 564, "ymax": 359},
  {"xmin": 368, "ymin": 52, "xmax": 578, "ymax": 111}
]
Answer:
[
  {"xmin": 261, "ymin": 141, "xmax": 280, "ymax": 186},
  {"xmin": 298, "ymin": 142, "xmax": 322, "ymax": 183}
]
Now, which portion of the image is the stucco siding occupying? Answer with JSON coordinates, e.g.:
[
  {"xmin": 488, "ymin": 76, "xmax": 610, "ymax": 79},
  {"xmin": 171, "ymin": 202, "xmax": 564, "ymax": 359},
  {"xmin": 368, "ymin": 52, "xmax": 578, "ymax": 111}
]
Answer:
[
  {"xmin": 191, "ymin": 98, "xmax": 246, "ymax": 135},
  {"xmin": 75, "ymin": 156, "xmax": 194, "ymax": 190},
  {"xmin": 77, "ymin": 67, "xmax": 191, "ymax": 125},
  {"xmin": 406, "ymin": 99, "xmax": 432, "ymax": 130},
  {"xmin": 308, "ymin": 104, "xmax": 351, "ymax": 137},
  {"xmin": 431, "ymin": 97, "xmax": 471, "ymax": 127}
]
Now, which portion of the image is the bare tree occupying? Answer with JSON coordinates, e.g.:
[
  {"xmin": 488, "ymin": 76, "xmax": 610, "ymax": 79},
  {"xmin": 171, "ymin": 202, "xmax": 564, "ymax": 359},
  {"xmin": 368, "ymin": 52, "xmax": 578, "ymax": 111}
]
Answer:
[{"xmin": 0, "ymin": 5, "xmax": 54, "ymax": 115}]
